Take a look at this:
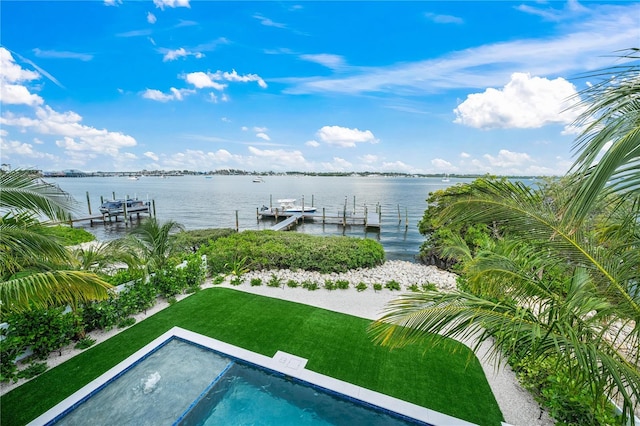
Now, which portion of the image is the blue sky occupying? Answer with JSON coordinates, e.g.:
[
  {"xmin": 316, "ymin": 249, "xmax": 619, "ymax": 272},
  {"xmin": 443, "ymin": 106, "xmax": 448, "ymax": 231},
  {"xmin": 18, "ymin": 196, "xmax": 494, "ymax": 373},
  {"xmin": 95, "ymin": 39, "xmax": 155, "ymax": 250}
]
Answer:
[{"xmin": 1, "ymin": 0, "xmax": 638, "ymax": 175}]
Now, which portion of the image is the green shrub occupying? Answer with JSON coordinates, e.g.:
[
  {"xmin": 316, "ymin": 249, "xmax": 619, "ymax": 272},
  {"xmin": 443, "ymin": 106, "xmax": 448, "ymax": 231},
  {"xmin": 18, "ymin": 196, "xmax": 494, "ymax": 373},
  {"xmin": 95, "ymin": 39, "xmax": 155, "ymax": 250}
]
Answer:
[
  {"xmin": 421, "ymin": 282, "xmax": 437, "ymax": 291},
  {"xmin": 409, "ymin": 284, "xmax": 420, "ymax": 292},
  {"xmin": 373, "ymin": 283, "xmax": 383, "ymax": 292},
  {"xmin": 286, "ymin": 279, "xmax": 299, "ymax": 288},
  {"xmin": 324, "ymin": 280, "xmax": 337, "ymax": 290},
  {"xmin": 302, "ymin": 280, "xmax": 319, "ymax": 291},
  {"xmin": 0, "ymin": 336, "xmax": 24, "ymax": 382},
  {"xmin": 4, "ymin": 307, "xmax": 81, "ymax": 359},
  {"xmin": 183, "ymin": 254, "xmax": 206, "ymax": 291},
  {"xmin": 171, "ymin": 228, "xmax": 236, "ymax": 253},
  {"xmin": 336, "ymin": 280, "xmax": 349, "ymax": 290},
  {"xmin": 200, "ymin": 230, "xmax": 385, "ymax": 274},
  {"xmin": 117, "ymin": 317, "xmax": 136, "ymax": 328},
  {"xmin": 385, "ymin": 280, "xmax": 401, "ymax": 291},
  {"xmin": 230, "ymin": 276, "xmax": 243, "ymax": 286},
  {"xmin": 42, "ymin": 226, "xmax": 95, "ymax": 246},
  {"xmin": 356, "ymin": 282, "xmax": 367, "ymax": 292},
  {"xmin": 107, "ymin": 268, "xmax": 145, "ymax": 286},
  {"xmin": 267, "ymin": 274, "xmax": 282, "ymax": 288},
  {"xmin": 74, "ymin": 337, "xmax": 96, "ymax": 350},
  {"xmin": 150, "ymin": 264, "xmax": 187, "ymax": 298},
  {"xmin": 212, "ymin": 274, "xmax": 225, "ymax": 285},
  {"xmin": 250, "ymin": 278, "xmax": 263, "ymax": 287},
  {"xmin": 510, "ymin": 353, "xmax": 623, "ymax": 426},
  {"xmin": 16, "ymin": 362, "xmax": 47, "ymax": 380}
]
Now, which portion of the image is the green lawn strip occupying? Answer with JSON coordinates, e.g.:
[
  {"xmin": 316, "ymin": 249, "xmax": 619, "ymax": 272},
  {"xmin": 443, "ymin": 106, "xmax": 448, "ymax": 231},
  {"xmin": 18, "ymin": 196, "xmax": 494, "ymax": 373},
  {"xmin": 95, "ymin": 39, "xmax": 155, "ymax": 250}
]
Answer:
[{"xmin": 2, "ymin": 288, "xmax": 504, "ymax": 426}]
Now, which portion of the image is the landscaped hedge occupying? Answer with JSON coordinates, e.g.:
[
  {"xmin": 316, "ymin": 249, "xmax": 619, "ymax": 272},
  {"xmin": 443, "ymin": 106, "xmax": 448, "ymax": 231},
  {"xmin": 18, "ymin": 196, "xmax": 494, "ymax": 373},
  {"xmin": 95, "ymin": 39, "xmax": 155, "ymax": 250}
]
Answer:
[
  {"xmin": 199, "ymin": 230, "xmax": 385, "ymax": 274},
  {"xmin": 0, "ymin": 254, "xmax": 207, "ymax": 383}
]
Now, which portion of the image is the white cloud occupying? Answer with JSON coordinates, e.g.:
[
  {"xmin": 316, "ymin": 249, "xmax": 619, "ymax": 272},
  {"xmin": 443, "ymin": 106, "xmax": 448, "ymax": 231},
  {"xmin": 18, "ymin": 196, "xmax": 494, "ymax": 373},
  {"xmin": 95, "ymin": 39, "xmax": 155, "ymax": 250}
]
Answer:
[
  {"xmin": 1, "ymin": 48, "xmax": 40, "ymax": 84},
  {"xmin": 141, "ymin": 87, "xmax": 194, "ymax": 102},
  {"xmin": 256, "ymin": 132, "xmax": 270, "ymax": 141},
  {"xmin": 453, "ymin": 73, "xmax": 581, "ymax": 131},
  {"xmin": 253, "ymin": 14, "xmax": 286, "ymax": 29},
  {"xmin": 424, "ymin": 12, "xmax": 464, "ymax": 24},
  {"xmin": 144, "ymin": 151, "xmax": 159, "ymax": 161},
  {"xmin": 0, "ymin": 138, "xmax": 58, "ymax": 161},
  {"xmin": 2, "ymin": 105, "xmax": 137, "ymax": 159},
  {"xmin": 221, "ymin": 70, "xmax": 267, "ymax": 89},
  {"xmin": 431, "ymin": 158, "xmax": 453, "ymax": 169},
  {"xmin": 359, "ymin": 154, "xmax": 379, "ymax": 164},
  {"xmin": 247, "ymin": 146, "xmax": 307, "ymax": 169},
  {"xmin": 154, "ymin": 0, "xmax": 190, "ymax": 10},
  {"xmin": 380, "ymin": 161, "xmax": 417, "ymax": 173},
  {"xmin": 253, "ymin": 126, "xmax": 268, "ymax": 133},
  {"xmin": 184, "ymin": 70, "xmax": 267, "ymax": 92},
  {"xmin": 184, "ymin": 72, "xmax": 226, "ymax": 90},
  {"xmin": 300, "ymin": 54, "xmax": 346, "ymax": 70},
  {"xmin": 147, "ymin": 12, "xmax": 157, "ymax": 24},
  {"xmin": 460, "ymin": 152, "xmax": 471, "ymax": 158},
  {"xmin": 321, "ymin": 157, "xmax": 352, "ymax": 172},
  {"xmin": 316, "ymin": 126, "xmax": 378, "ymax": 148},
  {"xmin": 162, "ymin": 47, "xmax": 203, "ymax": 62},
  {"xmin": 158, "ymin": 149, "xmax": 240, "ymax": 169},
  {"xmin": 104, "ymin": 0, "xmax": 122, "ymax": 6},
  {"xmin": 305, "ymin": 140, "xmax": 320, "ymax": 148},
  {"xmin": 32, "ymin": 48, "xmax": 93, "ymax": 61},
  {"xmin": 1, "ymin": 84, "xmax": 44, "ymax": 106},
  {"xmin": 483, "ymin": 149, "xmax": 533, "ymax": 168}
]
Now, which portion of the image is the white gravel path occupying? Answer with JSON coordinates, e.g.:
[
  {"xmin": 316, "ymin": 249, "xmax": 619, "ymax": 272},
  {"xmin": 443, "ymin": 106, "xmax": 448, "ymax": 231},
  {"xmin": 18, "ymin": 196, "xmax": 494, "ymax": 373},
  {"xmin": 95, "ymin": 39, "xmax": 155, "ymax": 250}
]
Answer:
[{"xmin": 1, "ymin": 261, "xmax": 553, "ymax": 426}]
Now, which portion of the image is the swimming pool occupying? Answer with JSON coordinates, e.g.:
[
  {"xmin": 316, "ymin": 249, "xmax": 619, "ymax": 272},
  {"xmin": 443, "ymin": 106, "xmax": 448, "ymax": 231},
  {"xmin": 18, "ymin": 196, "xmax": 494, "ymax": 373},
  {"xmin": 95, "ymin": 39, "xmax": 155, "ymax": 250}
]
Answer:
[{"xmin": 30, "ymin": 327, "xmax": 476, "ymax": 426}]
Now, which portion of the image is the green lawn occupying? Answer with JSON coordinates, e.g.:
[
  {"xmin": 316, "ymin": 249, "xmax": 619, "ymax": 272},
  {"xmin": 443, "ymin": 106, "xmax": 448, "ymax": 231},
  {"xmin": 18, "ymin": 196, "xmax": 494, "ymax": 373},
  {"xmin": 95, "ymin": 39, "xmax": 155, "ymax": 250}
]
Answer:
[{"xmin": 1, "ymin": 288, "xmax": 504, "ymax": 425}]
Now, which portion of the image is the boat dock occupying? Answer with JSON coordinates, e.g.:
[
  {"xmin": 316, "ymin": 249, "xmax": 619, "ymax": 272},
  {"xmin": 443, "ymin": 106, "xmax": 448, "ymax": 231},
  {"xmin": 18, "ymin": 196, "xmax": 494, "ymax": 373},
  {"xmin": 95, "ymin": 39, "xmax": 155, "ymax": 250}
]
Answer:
[
  {"xmin": 257, "ymin": 195, "xmax": 383, "ymax": 232},
  {"xmin": 61, "ymin": 192, "xmax": 156, "ymax": 227}
]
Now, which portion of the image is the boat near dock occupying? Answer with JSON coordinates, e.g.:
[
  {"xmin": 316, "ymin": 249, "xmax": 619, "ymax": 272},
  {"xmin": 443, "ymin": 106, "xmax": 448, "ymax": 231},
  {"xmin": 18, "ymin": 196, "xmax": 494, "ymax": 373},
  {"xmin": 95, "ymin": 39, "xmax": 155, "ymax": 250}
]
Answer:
[
  {"xmin": 99, "ymin": 198, "xmax": 150, "ymax": 215},
  {"xmin": 258, "ymin": 196, "xmax": 380, "ymax": 231}
]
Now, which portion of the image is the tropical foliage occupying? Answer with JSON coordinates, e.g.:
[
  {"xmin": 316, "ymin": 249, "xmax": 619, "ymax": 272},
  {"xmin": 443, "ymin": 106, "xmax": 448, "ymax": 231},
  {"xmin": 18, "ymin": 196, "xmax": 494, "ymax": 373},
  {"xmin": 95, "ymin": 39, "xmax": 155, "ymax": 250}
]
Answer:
[
  {"xmin": 123, "ymin": 217, "xmax": 185, "ymax": 274},
  {"xmin": 199, "ymin": 230, "xmax": 385, "ymax": 274},
  {"xmin": 371, "ymin": 51, "xmax": 640, "ymax": 424},
  {"xmin": 0, "ymin": 170, "xmax": 112, "ymax": 313}
]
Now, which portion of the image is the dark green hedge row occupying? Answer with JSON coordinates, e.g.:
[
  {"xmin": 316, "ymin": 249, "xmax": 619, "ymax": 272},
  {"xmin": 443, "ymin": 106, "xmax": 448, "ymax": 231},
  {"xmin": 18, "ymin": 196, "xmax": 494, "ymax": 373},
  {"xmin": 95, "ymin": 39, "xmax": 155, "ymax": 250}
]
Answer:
[{"xmin": 199, "ymin": 230, "xmax": 385, "ymax": 274}]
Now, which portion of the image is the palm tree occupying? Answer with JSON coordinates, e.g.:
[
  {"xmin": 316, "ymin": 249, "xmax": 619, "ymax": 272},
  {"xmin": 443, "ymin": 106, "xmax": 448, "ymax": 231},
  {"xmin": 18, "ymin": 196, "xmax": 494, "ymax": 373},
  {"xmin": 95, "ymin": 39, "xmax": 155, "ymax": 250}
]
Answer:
[
  {"xmin": 0, "ymin": 170, "xmax": 112, "ymax": 312},
  {"xmin": 567, "ymin": 47, "xmax": 640, "ymax": 221},
  {"xmin": 124, "ymin": 217, "xmax": 184, "ymax": 274},
  {"xmin": 370, "ymin": 50, "xmax": 640, "ymax": 423}
]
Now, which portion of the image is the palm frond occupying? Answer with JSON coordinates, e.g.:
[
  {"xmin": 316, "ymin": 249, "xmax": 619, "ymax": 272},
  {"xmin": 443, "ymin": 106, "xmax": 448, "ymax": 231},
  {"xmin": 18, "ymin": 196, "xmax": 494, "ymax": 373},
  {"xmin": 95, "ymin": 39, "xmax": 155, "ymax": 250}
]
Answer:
[
  {"xmin": 0, "ymin": 169, "xmax": 76, "ymax": 221},
  {"xmin": 0, "ymin": 270, "xmax": 112, "ymax": 312}
]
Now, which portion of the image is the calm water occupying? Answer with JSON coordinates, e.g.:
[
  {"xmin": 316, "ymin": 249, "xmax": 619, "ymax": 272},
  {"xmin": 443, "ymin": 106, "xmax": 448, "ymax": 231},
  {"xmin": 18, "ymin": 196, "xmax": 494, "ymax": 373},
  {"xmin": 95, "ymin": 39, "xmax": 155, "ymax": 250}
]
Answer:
[{"xmin": 50, "ymin": 175, "xmax": 473, "ymax": 262}]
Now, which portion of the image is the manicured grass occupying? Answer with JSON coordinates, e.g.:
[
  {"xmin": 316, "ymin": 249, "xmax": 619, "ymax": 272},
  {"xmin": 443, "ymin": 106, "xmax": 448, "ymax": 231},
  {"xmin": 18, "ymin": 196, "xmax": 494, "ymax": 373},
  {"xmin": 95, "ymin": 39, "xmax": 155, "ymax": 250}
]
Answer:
[{"xmin": 1, "ymin": 288, "xmax": 504, "ymax": 425}]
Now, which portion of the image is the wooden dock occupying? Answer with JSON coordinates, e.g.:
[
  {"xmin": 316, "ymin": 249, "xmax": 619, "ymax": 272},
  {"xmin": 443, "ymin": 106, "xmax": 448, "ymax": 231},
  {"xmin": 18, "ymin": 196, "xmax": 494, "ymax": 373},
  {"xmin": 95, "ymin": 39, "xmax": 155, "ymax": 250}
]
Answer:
[
  {"xmin": 259, "ymin": 207, "xmax": 381, "ymax": 232},
  {"xmin": 63, "ymin": 200, "xmax": 155, "ymax": 227},
  {"xmin": 270, "ymin": 212, "xmax": 303, "ymax": 231}
]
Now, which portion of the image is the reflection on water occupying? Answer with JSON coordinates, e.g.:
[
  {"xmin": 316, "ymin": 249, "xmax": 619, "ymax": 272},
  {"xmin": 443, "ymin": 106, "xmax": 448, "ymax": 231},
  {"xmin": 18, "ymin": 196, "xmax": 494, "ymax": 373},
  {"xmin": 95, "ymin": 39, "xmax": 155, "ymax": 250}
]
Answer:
[{"xmin": 51, "ymin": 175, "xmax": 474, "ymax": 262}]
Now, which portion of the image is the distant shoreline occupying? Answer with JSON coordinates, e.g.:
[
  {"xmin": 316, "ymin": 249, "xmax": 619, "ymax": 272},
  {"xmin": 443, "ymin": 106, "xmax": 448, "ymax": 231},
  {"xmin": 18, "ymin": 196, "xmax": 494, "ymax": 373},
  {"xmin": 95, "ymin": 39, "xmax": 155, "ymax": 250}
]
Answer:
[{"xmin": 41, "ymin": 170, "xmax": 548, "ymax": 179}]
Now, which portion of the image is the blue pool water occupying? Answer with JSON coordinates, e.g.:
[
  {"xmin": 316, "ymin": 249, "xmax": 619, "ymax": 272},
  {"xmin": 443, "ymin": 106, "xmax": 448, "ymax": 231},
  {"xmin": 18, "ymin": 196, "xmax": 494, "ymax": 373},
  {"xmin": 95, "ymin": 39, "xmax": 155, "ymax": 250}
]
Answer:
[
  {"xmin": 49, "ymin": 337, "xmax": 429, "ymax": 426},
  {"xmin": 179, "ymin": 362, "xmax": 421, "ymax": 426}
]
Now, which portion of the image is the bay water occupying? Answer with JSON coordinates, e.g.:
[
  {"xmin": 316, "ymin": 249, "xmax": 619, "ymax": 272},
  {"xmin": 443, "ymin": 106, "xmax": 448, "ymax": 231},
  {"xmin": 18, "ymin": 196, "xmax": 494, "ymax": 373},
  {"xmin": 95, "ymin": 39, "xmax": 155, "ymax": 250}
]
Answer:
[{"xmin": 50, "ymin": 175, "xmax": 472, "ymax": 262}]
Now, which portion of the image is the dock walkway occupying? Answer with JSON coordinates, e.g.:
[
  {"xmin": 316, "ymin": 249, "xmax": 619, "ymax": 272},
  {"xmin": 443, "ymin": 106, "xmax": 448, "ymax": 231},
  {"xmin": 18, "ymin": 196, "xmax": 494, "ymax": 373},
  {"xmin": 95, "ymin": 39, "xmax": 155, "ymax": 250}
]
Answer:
[{"xmin": 270, "ymin": 213, "xmax": 303, "ymax": 231}]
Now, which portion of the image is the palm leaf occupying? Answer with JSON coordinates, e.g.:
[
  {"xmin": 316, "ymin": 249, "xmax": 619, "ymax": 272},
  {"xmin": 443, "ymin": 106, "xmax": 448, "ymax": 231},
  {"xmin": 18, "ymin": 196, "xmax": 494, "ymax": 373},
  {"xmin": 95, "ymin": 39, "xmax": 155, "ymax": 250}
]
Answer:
[{"xmin": 0, "ymin": 270, "xmax": 112, "ymax": 312}]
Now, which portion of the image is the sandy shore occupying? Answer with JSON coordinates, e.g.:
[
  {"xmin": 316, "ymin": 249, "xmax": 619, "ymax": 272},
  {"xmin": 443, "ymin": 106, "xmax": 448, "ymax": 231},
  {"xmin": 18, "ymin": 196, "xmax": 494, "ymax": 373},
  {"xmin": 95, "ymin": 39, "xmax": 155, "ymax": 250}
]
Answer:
[{"xmin": 1, "ymin": 261, "xmax": 553, "ymax": 426}]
